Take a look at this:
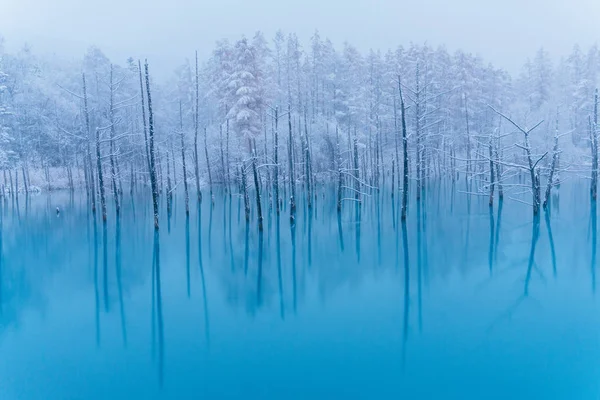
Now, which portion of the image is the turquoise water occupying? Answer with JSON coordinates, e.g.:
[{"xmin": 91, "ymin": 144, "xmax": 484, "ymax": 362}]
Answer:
[{"xmin": 1, "ymin": 183, "xmax": 600, "ymax": 399}]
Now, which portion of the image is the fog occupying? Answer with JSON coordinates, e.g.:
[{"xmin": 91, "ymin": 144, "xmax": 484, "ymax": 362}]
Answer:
[{"xmin": 1, "ymin": 0, "xmax": 598, "ymax": 77}]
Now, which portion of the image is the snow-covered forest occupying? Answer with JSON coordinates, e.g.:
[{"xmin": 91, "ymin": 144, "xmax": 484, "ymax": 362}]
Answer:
[{"xmin": 0, "ymin": 31, "xmax": 599, "ymax": 216}]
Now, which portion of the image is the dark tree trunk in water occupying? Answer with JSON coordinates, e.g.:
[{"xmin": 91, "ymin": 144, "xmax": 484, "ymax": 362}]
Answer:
[
  {"xmin": 109, "ymin": 65, "xmax": 121, "ymax": 216},
  {"xmin": 21, "ymin": 165, "xmax": 28, "ymax": 195},
  {"xmin": 488, "ymin": 133, "xmax": 495, "ymax": 207},
  {"xmin": 194, "ymin": 51, "xmax": 202, "ymax": 204},
  {"xmin": 544, "ymin": 111, "xmax": 561, "ymax": 209},
  {"xmin": 138, "ymin": 61, "xmax": 151, "ymax": 186},
  {"xmin": 96, "ymin": 127, "xmax": 107, "ymax": 221},
  {"xmin": 252, "ymin": 143, "xmax": 263, "ymax": 231},
  {"xmin": 166, "ymin": 150, "xmax": 172, "ymax": 215},
  {"xmin": 304, "ymin": 110, "xmax": 313, "ymax": 209},
  {"xmin": 336, "ymin": 125, "xmax": 343, "ymax": 213},
  {"xmin": 204, "ymin": 127, "xmax": 213, "ymax": 200},
  {"xmin": 241, "ymin": 164, "xmax": 250, "ymax": 222},
  {"xmin": 83, "ymin": 73, "xmax": 97, "ymax": 213},
  {"xmin": 353, "ymin": 137, "xmax": 361, "ymax": 205},
  {"xmin": 179, "ymin": 101, "xmax": 190, "ymax": 216},
  {"xmin": 144, "ymin": 60, "xmax": 160, "ymax": 230},
  {"xmin": 398, "ymin": 76, "xmax": 409, "ymax": 221},
  {"xmin": 288, "ymin": 104, "xmax": 296, "ymax": 222},
  {"xmin": 592, "ymin": 91, "xmax": 599, "ymax": 201},
  {"xmin": 273, "ymin": 107, "xmax": 280, "ymax": 215}
]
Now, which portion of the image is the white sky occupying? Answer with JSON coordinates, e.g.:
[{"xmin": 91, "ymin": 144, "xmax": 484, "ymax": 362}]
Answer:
[{"xmin": 1, "ymin": 0, "xmax": 599, "ymax": 78}]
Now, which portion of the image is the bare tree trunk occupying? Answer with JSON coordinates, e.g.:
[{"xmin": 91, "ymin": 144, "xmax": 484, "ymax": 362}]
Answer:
[
  {"xmin": 399, "ymin": 76, "xmax": 409, "ymax": 221},
  {"xmin": 544, "ymin": 113, "xmax": 560, "ymax": 209},
  {"xmin": 592, "ymin": 90, "xmax": 599, "ymax": 201},
  {"xmin": 219, "ymin": 124, "xmax": 226, "ymax": 186},
  {"xmin": 170, "ymin": 138, "xmax": 177, "ymax": 187},
  {"xmin": 194, "ymin": 51, "xmax": 202, "ymax": 204},
  {"xmin": 144, "ymin": 60, "xmax": 160, "ymax": 230},
  {"xmin": 273, "ymin": 107, "xmax": 280, "ymax": 214},
  {"xmin": 96, "ymin": 128, "xmax": 107, "ymax": 221},
  {"xmin": 179, "ymin": 101, "xmax": 189, "ymax": 216},
  {"xmin": 109, "ymin": 65, "xmax": 121, "ymax": 217},
  {"xmin": 491, "ymin": 107, "xmax": 545, "ymax": 216},
  {"xmin": 353, "ymin": 137, "xmax": 361, "ymax": 205},
  {"xmin": 137, "ymin": 61, "xmax": 151, "ymax": 185},
  {"xmin": 226, "ymin": 119, "xmax": 231, "ymax": 195},
  {"xmin": 415, "ymin": 64, "xmax": 422, "ymax": 201},
  {"xmin": 21, "ymin": 165, "xmax": 28, "ymax": 195},
  {"xmin": 241, "ymin": 163, "xmax": 250, "ymax": 222},
  {"xmin": 164, "ymin": 152, "xmax": 171, "ymax": 219},
  {"xmin": 336, "ymin": 125, "xmax": 343, "ymax": 213},
  {"xmin": 204, "ymin": 127, "xmax": 213, "ymax": 201},
  {"xmin": 8, "ymin": 169, "xmax": 13, "ymax": 198},
  {"xmin": 252, "ymin": 143, "xmax": 263, "ymax": 231},
  {"xmin": 488, "ymin": 132, "xmax": 495, "ymax": 207},
  {"xmin": 288, "ymin": 104, "xmax": 296, "ymax": 222},
  {"xmin": 495, "ymin": 139, "xmax": 503, "ymax": 200},
  {"xmin": 304, "ymin": 110, "xmax": 312, "ymax": 209},
  {"xmin": 83, "ymin": 73, "xmax": 97, "ymax": 213}
]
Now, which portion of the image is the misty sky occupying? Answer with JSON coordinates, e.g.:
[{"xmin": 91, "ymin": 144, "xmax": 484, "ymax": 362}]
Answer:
[{"xmin": 1, "ymin": 0, "xmax": 599, "ymax": 78}]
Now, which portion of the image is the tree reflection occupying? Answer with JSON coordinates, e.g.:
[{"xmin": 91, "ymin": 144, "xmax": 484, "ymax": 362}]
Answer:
[
  {"xmin": 152, "ymin": 229, "xmax": 164, "ymax": 388},
  {"xmin": 116, "ymin": 217, "xmax": 127, "ymax": 346},
  {"xmin": 185, "ymin": 216, "xmax": 190, "ymax": 297},
  {"xmin": 198, "ymin": 204, "xmax": 210, "ymax": 344},
  {"xmin": 401, "ymin": 219, "xmax": 410, "ymax": 368},
  {"xmin": 544, "ymin": 209, "xmax": 557, "ymax": 278},
  {"xmin": 524, "ymin": 216, "xmax": 541, "ymax": 297}
]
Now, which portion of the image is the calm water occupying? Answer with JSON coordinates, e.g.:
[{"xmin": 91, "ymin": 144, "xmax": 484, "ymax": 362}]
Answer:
[{"xmin": 1, "ymin": 182, "xmax": 600, "ymax": 399}]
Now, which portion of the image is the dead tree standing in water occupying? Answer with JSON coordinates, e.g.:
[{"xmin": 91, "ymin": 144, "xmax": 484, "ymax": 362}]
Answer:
[
  {"xmin": 288, "ymin": 104, "xmax": 296, "ymax": 222},
  {"xmin": 83, "ymin": 73, "xmax": 97, "ymax": 213},
  {"xmin": 179, "ymin": 101, "xmax": 190, "ymax": 216},
  {"xmin": 96, "ymin": 127, "xmax": 107, "ymax": 221},
  {"xmin": 204, "ymin": 127, "xmax": 213, "ymax": 202},
  {"xmin": 591, "ymin": 90, "xmax": 599, "ymax": 201},
  {"xmin": 194, "ymin": 51, "xmax": 202, "ymax": 204},
  {"xmin": 251, "ymin": 142, "xmax": 263, "ymax": 231},
  {"xmin": 108, "ymin": 65, "xmax": 121, "ymax": 217},
  {"xmin": 544, "ymin": 110, "xmax": 562, "ymax": 210},
  {"xmin": 144, "ymin": 60, "xmax": 160, "ymax": 229},
  {"xmin": 398, "ymin": 76, "xmax": 409, "ymax": 221},
  {"xmin": 491, "ymin": 106, "xmax": 545, "ymax": 216}
]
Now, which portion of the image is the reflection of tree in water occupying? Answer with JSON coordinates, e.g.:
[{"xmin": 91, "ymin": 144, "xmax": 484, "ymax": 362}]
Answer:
[{"xmin": 0, "ymin": 194, "xmax": 148, "ymax": 339}]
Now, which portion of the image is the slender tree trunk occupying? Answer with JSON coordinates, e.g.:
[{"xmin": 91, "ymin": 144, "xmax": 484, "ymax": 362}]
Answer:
[
  {"xmin": 304, "ymin": 110, "xmax": 312, "ymax": 209},
  {"xmin": 252, "ymin": 143, "xmax": 263, "ymax": 231},
  {"xmin": 21, "ymin": 165, "xmax": 28, "ymax": 195},
  {"xmin": 241, "ymin": 164, "xmax": 250, "ymax": 222},
  {"xmin": 109, "ymin": 65, "xmax": 121, "ymax": 216},
  {"xmin": 194, "ymin": 51, "xmax": 202, "ymax": 204},
  {"xmin": 138, "ymin": 61, "xmax": 151, "ymax": 185},
  {"xmin": 204, "ymin": 127, "xmax": 213, "ymax": 200},
  {"xmin": 96, "ymin": 128, "xmax": 107, "ymax": 221},
  {"xmin": 288, "ymin": 104, "xmax": 296, "ymax": 221},
  {"xmin": 488, "ymin": 132, "xmax": 495, "ymax": 207},
  {"xmin": 592, "ymin": 90, "xmax": 599, "ymax": 201},
  {"xmin": 544, "ymin": 116, "xmax": 560, "ymax": 210},
  {"xmin": 83, "ymin": 73, "xmax": 96, "ymax": 213},
  {"xmin": 179, "ymin": 101, "xmax": 190, "ymax": 216},
  {"xmin": 399, "ymin": 76, "xmax": 409, "ymax": 221},
  {"xmin": 336, "ymin": 125, "xmax": 343, "ymax": 213},
  {"xmin": 144, "ymin": 60, "xmax": 160, "ymax": 230},
  {"xmin": 353, "ymin": 137, "xmax": 361, "ymax": 205},
  {"xmin": 273, "ymin": 107, "xmax": 280, "ymax": 214},
  {"xmin": 166, "ymin": 150, "xmax": 172, "ymax": 215}
]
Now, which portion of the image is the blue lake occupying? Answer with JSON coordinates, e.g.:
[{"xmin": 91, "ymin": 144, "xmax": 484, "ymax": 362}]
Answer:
[{"xmin": 1, "ymin": 183, "xmax": 600, "ymax": 399}]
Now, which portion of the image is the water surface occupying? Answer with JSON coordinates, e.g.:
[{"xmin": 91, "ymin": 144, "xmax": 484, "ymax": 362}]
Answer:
[{"xmin": 0, "ymin": 183, "xmax": 599, "ymax": 399}]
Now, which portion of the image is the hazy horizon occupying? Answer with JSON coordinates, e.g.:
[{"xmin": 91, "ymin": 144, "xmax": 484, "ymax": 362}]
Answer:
[{"xmin": 2, "ymin": 0, "xmax": 599, "ymax": 78}]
